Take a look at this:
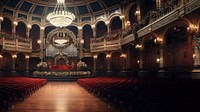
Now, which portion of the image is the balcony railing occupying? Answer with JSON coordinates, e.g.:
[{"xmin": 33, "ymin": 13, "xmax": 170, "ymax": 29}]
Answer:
[
  {"xmin": 0, "ymin": 32, "xmax": 32, "ymax": 53},
  {"xmin": 90, "ymin": 26, "xmax": 134, "ymax": 52},
  {"xmin": 137, "ymin": 0, "xmax": 200, "ymax": 37}
]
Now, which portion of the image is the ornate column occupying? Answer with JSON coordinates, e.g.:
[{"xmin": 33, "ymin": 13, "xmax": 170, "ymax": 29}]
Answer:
[
  {"xmin": 12, "ymin": 54, "xmax": 17, "ymax": 74},
  {"xmin": 0, "ymin": 16, "xmax": 3, "ymax": 31},
  {"xmin": 0, "ymin": 54, "xmax": 2, "ymax": 74},
  {"xmin": 26, "ymin": 24, "xmax": 31, "ymax": 38},
  {"xmin": 13, "ymin": 21, "xmax": 18, "ymax": 34},
  {"xmin": 78, "ymin": 26, "xmax": 83, "ymax": 59},
  {"xmin": 106, "ymin": 54, "xmax": 111, "ymax": 75},
  {"xmin": 92, "ymin": 25, "xmax": 96, "ymax": 38},
  {"xmin": 39, "ymin": 28, "xmax": 45, "ymax": 60},
  {"xmin": 105, "ymin": 21, "xmax": 110, "ymax": 33},
  {"xmin": 137, "ymin": 47, "xmax": 145, "ymax": 77},
  {"xmin": 120, "ymin": 15, "xmax": 125, "ymax": 30},
  {"xmin": 25, "ymin": 55, "xmax": 30, "ymax": 71},
  {"xmin": 93, "ymin": 55, "xmax": 97, "ymax": 75},
  {"xmin": 121, "ymin": 54, "xmax": 127, "ymax": 75},
  {"xmin": 25, "ymin": 55, "xmax": 30, "ymax": 75}
]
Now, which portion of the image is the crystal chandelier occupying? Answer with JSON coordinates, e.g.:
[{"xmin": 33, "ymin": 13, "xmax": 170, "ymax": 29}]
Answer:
[
  {"xmin": 46, "ymin": 0, "xmax": 75, "ymax": 28},
  {"xmin": 54, "ymin": 31, "xmax": 68, "ymax": 45}
]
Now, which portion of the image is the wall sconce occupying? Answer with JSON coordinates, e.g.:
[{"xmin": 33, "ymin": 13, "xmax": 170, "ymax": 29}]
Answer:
[
  {"xmin": 120, "ymin": 54, "xmax": 126, "ymax": 58},
  {"xmin": 40, "ymin": 26, "xmax": 45, "ymax": 30},
  {"xmin": 106, "ymin": 54, "xmax": 111, "ymax": 58},
  {"xmin": 93, "ymin": 55, "xmax": 97, "ymax": 59},
  {"xmin": 0, "ymin": 54, "xmax": 3, "ymax": 59},
  {"xmin": 78, "ymin": 26, "xmax": 82, "ymax": 30},
  {"xmin": 120, "ymin": 15, "xmax": 125, "ymax": 20},
  {"xmin": 91, "ymin": 24, "xmax": 95, "ymax": 29},
  {"xmin": 193, "ymin": 54, "xmax": 196, "ymax": 59},
  {"xmin": 156, "ymin": 58, "xmax": 160, "ymax": 63},
  {"xmin": 25, "ymin": 56, "xmax": 30, "ymax": 59},
  {"xmin": 37, "ymin": 40, "xmax": 41, "ymax": 44},
  {"xmin": 13, "ymin": 21, "xmax": 18, "ymax": 26},
  {"xmin": 188, "ymin": 24, "xmax": 198, "ymax": 33},
  {"xmin": 12, "ymin": 55, "xmax": 17, "ymax": 59},
  {"xmin": 80, "ymin": 39, "xmax": 84, "ymax": 44},
  {"xmin": 154, "ymin": 38, "xmax": 163, "ymax": 43},
  {"xmin": 27, "ymin": 24, "xmax": 32, "ymax": 29},
  {"xmin": 0, "ymin": 16, "xmax": 3, "ymax": 21},
  {"xmin": 135, "ymin": 44, "xmax": 142, "ymax": 49},
  {"xmin": 105, "ymin": 21, "xmax": 109, "ymax": 25},
  {"xmin": 137, "ymin": 60, "xmax": 140, "ymax": 64}
]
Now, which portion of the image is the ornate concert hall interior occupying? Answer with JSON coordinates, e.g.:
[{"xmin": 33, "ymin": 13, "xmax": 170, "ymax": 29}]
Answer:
[{"xmin": 0, "ymin": 0, "xmax": 200, "ymax": 111}]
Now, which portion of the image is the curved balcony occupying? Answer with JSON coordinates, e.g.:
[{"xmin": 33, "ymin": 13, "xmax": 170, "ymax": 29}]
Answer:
[
  {"xmin": 0, "ymin": 32, "xmax": 32, "ymax": 53},
  {"xmin": 90, "ymin": 28, "xmax": 134, "ymax": 53}
]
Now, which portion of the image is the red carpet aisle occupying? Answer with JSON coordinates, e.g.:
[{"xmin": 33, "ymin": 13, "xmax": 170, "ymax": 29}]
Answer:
[{"xmin": 11, "ymin": 82, "xmax": 120, "ymax": 112}]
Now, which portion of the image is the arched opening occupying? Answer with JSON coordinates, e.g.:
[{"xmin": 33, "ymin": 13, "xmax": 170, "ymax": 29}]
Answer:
[
  {"xmin": 16, "ymin": 53, "xmax": 26, "ymax": 72},
  {"xmin": 143, "ymin": 36, "xmax": 159, "ymax": 71},
  {"xmin": 110, "ymin": 16, "xmax": 122, "ymax": 31},
  {"xmin": 96, "ymin": 53, "xmax": 106, "ymax": 74},
  {"xmin": 130, "ymin": 45, "xmax": 140, "ymax": 70},
  {"xmin": 111, "ymin": 52, "xmax": 122, "ymax": 73},
  {"xmin": 16, "ymin": 21, "xmax": 27, "ymax": 38},
  {"xmin": 83, "ymin": 24, "xmax": 93, "ymax": 52},
  {"xmin": 1, "ymin": 52, "xmax": 12, "ymax": 72},
  {"xmin": 128, "ymin": 4, "xmax": 138, "ymax": 25},
  {"xmin": 96, "ymin": 21, "xmax": 107, "ymax": 38},
  {"xmin": 66, "ymin": 26, "xmax": 78, "ymax": 37},
  {"xmin": 1, "ymin": 17, "xmax": 12, "ymax": 34},
  {"xmin": 30, "ymin": 24, "xmax": 40, "ymax": 50},
  {"xmin": 164, "ymin": 25, "xmax": 193, "ymax": 71}
]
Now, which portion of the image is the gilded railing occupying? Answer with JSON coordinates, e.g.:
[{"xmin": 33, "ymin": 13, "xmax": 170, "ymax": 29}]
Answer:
[
  {"xmin": 138, "ymin": 0, "xmax": 200, "ymax": 37},
  {"xmin": 0, "ymin": 32, "xmax": 32, "ymax": 53}
]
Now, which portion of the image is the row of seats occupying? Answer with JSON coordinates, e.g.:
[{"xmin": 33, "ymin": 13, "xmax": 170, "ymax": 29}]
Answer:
[
  {"xmin": 0, "ymin": 76, "xmax": 47, "ymax": 110},
  {"xmin": 77, "ymin": 76, "xmax": 200, "ymax": 112}
]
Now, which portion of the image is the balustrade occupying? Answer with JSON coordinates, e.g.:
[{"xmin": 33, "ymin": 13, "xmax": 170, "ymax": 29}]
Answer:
[{"xmin": 0, "ymin": 32, "xmax": 32, "ymax": 53}]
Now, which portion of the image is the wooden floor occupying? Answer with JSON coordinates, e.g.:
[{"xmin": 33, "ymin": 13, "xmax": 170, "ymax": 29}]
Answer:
[{"xmin": 10, "ymin": 82, "xmax": 120, "ymax": 112}]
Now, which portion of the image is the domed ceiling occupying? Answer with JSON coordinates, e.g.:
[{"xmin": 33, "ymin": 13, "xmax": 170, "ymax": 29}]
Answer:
[{"xmin": 0, "ymin": 0, "xmax": 127, "ymax": 24}]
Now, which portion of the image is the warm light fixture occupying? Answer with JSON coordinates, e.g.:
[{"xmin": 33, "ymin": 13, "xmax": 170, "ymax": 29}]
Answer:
[
  {"xmin": 120, "ymin": 54, "xmax": 126, "ymax": 58},
  {"xmin": 80, "ymin": 39, "xmax": 84, "ymax": 44},
  {"xmin": 54, "ymin": 31, "xmax": 68, "ymax": 44},
  {"xmin": 13, "ymin": 21, "xmax": 18, "ymax": 26},
  {"xmin": 27, "ymin": 24, "xmax": 32, "ymax": 29},
  {"xmin": 156, "ymin": 58, "xmax": 160, "ymax": 63},
  {"xmin": 12, "ymin": 55, "xmax": 17, "ymax": 59},
  {"xmin": 0, "ymin": 16, "xmax": 3, "ymax": 21},
  {"xmin": 105, "ymin": 21, "xmax": 109, "ymax": 25},
  {"xmin": 135, "ymin": 44, "xmax": 142, "ymax": 49},
  {"xmin": 120, "ymin": 15, "xmax": 125, "ymax": 19},
  {"xmin": 37, "ymin": 40, "xmax": 42, "ymax": 44},
  {"xmin": 40, "ymin": 26, "xmax": 45, "ymax": 30},
  {"xmin": 106, "ymin": 54, "xmax": 111, "ymax": 58},
  {"xmin": 25, "ymin": 56, "xmax": 30, "ymax": 59},
  {"xmin": 46, "ymin": 0, "xmax": 75, "ymax": 28},
  {"xmin": 91, "ymin": 24, "xmax": 95, "ymax": 29},
  {"xmin": 93, "ymin": 55, "xmax": 97, "ymax": 59}
]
